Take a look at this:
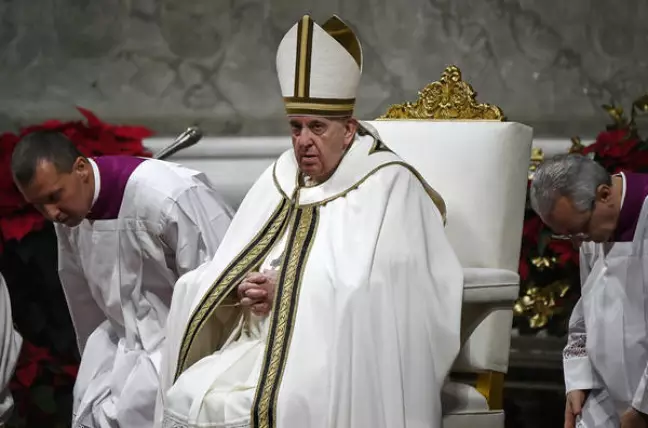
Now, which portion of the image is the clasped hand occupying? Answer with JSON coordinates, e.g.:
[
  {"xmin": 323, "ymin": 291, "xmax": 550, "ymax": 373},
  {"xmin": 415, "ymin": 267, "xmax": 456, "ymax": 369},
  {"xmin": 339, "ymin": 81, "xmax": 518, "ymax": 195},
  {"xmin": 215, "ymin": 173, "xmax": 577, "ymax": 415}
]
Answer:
[
  {"xmin": 621, "ymin": 408, "xmax": 648, "ymax": 428},
  {"xmin": 237, "ymin": 270, "xmax": 277, "ymax": 316},
  {"xmin": 565, "ymin": 390, "xmax": 648, "ymax": 428}
]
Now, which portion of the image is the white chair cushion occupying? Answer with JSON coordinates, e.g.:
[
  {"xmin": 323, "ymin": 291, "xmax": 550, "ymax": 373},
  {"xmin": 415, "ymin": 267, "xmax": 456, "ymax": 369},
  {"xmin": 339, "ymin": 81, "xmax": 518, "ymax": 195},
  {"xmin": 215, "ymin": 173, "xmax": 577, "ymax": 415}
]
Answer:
[
  {"xmin": 463, "ymin": 268, "xmax": 519, "ymax": 303},
  {"xmin": 442, "ymin": 382, "xmax": 504, "ymax": 428},
  {"xmin": 443, "ymin": 411, "xmax": 504, "ymax": 428}
]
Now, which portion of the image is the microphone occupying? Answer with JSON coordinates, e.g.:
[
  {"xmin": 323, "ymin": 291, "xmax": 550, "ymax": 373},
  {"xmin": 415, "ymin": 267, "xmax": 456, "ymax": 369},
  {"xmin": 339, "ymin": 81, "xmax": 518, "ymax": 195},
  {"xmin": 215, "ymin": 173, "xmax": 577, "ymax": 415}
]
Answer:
[{"xmin": 154, "ymin": 126, "xmax": 203, "ymax": 160}]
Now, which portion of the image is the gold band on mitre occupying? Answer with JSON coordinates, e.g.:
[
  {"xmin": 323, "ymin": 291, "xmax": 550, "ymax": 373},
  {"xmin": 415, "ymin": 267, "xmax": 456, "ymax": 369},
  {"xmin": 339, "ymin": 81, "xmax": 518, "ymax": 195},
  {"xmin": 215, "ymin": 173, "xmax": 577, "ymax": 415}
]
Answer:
[
  {"xmin": 276, "ymin": 15, "xmax": 363, "ymax": 118},
  {"xmin": 283, "ymin": 96, "xmax": 356, "ymax": 117}
]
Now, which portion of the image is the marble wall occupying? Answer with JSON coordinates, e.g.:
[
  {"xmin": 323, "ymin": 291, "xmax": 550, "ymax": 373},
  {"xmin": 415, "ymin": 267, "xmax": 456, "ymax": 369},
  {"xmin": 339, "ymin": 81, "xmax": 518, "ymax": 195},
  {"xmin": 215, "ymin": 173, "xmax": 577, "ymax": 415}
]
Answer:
[{"xmin": 0, "ymin": 0, "xmax": 646, "ymax": 138}]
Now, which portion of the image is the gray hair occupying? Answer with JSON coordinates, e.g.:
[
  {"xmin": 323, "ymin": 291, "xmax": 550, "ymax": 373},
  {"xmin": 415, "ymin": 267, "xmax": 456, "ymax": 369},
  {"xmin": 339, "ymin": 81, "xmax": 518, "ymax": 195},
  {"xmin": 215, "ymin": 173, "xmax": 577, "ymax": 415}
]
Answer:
[{"xmin": 529, "ymin": 153, "xmax": 611, "ymax": 220}]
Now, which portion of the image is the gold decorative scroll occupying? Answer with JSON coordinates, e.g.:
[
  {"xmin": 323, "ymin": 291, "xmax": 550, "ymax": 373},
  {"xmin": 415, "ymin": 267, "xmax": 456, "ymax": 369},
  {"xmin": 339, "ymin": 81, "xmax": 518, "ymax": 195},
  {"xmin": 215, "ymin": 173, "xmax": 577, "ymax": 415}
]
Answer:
[
  {"xmin": 528, "ymin": 147, "xmax": 545, "ymax": 180},
  {"xmin": 379, "ymin": 65, "xmax": 504, "ymax": 120}
]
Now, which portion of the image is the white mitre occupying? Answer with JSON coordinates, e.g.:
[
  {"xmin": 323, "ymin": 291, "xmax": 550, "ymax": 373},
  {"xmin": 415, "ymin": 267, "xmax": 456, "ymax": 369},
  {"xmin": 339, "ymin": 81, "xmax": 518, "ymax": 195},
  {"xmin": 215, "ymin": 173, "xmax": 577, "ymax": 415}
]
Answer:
[{"xmin": 276, "ymin": 15, "xmax": 363, "ymax": 117}]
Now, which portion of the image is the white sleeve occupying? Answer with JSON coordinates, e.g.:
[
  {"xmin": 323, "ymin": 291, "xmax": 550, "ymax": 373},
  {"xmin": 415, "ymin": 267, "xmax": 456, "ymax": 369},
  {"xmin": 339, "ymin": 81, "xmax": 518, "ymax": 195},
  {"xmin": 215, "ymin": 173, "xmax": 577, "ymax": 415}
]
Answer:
[
  {"xmin": 0, "ymin": 273, "xmax": 22, "ymax": 423},
  {"xmin": 563, "ymin": 247, "xmax": 601, "ymax": 393},
  {"xmin": 54, "ymin": 224, "xmax": 105, "ymax": 355},
  {"xmin": 161, "ymin": 186, "xmax": 233, "ymax": 279}
]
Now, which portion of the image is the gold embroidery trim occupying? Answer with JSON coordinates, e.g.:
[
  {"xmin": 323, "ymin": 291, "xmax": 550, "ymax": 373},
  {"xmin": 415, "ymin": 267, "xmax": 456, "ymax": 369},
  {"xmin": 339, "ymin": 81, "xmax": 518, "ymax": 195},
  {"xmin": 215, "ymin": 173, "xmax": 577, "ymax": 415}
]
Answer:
[
  {"xmin": 251, "ymin": 205, "xmax": 319, "ymax": 428},
  {"xmin": 174, "ymin": 199, "xmax": 292, "ymax": 380},
  {"xmin": 297, "ymin": 160, "xmax": 447, "ymax": 224},
  {"xmin": 295, "ymin": 16, "xmax": 314, "ymax": 98}
]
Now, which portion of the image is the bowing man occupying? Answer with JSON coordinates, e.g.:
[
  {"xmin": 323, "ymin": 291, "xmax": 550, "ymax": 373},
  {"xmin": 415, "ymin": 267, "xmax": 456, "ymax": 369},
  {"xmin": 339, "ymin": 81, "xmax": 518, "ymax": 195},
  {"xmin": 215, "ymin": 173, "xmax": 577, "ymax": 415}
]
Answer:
[
  {"xmin": 531, "ymin": 153, "xmax": 648, "ymax": 428},
  {"xmin": 11, "ymin": 131, "xmax": 233, "ymax": 428}
]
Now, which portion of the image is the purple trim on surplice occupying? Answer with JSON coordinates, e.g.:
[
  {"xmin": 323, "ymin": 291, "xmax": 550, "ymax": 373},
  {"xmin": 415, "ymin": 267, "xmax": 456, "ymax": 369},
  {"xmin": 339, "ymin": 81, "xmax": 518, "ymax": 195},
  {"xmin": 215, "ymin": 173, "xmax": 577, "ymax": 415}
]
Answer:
[
  {"xmin": 613, "ymin": 172, "xmax": 648, "ymax": 242},
  {"xmin": 86, "ymin": 156, "xmax": 147, "ymax": 221}
]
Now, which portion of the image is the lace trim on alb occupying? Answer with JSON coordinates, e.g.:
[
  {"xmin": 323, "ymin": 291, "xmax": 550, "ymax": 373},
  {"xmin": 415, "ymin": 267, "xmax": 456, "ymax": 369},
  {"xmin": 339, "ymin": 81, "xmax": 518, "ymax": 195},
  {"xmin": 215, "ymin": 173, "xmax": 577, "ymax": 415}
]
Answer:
[{"xmin": 564, "ymin": 335, "xmax": 588, "ymax": 359}]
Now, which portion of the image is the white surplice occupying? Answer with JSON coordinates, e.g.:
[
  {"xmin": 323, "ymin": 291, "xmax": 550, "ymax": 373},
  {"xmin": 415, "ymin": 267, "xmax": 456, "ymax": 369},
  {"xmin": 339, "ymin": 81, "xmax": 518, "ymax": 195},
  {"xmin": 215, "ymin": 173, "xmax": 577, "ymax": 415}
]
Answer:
[
  {"xmin": 156, "ymin": 131, "xmax": 464, "ymax": 428},
  {"xmin": 0, "ymin": 273, "xmax": 22, "ymax": 425},
  {"xmin": 55, "ymin": 159, "xmax": 233, "ymax": 428},
  {"xmin": 564, "ymin": 197, "xmax": 648, "ymax": 427}
]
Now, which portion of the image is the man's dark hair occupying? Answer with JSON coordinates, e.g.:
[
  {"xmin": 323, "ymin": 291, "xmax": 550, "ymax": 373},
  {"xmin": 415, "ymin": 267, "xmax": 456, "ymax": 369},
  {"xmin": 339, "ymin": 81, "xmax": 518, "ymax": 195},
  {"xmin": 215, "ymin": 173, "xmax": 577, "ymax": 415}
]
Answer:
[{"xmin": 11, "ymin": 131, "xmax": 85, "ymax": 187}]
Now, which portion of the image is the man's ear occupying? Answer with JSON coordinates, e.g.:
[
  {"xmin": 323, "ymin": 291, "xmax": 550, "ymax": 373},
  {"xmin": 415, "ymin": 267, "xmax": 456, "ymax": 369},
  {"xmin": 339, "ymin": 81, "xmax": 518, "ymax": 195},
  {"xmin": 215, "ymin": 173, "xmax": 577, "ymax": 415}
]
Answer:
[
  {"xmin": 343, "ymin": 118, "xmax": 358, "ymax": 146},
  {"xmin": 596, "ymin": 184, "xmax": 612, "ymax": 204},
  {"xmin": 75, "ymin": 157, "xmax": 91, "ymax": 182}
]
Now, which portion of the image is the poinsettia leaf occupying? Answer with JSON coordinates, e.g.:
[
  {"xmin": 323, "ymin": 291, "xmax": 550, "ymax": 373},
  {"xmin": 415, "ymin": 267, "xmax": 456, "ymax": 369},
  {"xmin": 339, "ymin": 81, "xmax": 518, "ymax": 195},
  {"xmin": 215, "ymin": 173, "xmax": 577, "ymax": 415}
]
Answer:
[
  {"xmin": 537, "ymin": 228, "xmax": 553, "ymax": 255},
  {"xmin": 112, "ymin": 125, "xmax": 155, "ymax": 139},
  {"xmin": 76, "ymin": 106, "xmax": 104, "ymax": 128}
]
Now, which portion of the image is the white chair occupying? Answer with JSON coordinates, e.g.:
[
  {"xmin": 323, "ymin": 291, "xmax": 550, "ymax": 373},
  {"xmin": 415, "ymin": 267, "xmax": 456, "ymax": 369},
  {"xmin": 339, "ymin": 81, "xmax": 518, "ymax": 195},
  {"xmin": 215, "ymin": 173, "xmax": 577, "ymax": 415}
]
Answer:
[{"xmin": 367, "ymin": 65, "xmax": 532, "ymax": 428}]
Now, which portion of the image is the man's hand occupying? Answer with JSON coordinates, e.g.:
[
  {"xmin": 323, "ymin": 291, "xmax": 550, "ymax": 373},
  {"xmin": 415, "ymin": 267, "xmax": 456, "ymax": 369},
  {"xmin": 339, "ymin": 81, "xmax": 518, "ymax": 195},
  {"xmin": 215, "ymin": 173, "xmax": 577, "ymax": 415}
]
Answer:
[
  {"xmin": 237, "ymin": 270, "xmax": 277, "ymax": 316},
  {"xmin": 565, "ymin": 390, "xmax": 589, "ymax": 428},
  {"xmin": 621, "ymin": 408, "xmax": 648, "ymax": 428}
]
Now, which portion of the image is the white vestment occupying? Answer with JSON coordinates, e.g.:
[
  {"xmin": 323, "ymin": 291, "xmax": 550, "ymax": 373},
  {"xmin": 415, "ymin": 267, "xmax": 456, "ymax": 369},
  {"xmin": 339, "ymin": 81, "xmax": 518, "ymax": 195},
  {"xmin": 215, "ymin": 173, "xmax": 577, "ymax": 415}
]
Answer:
[
  {"xmin": 157, "ymin": 133, "xmax": 464, "ymax": 428},
  {"xmin": 564, "ymin": 197, "xmax": 648, "ymax": 427},
  {"xmin": 0, "ymin": 273, "xmax": 22, "ymax": 426},
  {"xmin": 55, "ymin": 159, "xmax": 233, "ymax": 428}
]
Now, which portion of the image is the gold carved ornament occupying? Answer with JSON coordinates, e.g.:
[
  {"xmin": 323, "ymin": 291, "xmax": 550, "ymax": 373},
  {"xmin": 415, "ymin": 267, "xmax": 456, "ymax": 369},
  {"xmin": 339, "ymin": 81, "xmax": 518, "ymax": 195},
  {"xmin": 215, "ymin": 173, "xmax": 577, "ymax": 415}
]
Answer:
[
  {"xmin": 513, "ymin": 281, "xmax": 570, "ymax": 329},
  {"xmin": 378, "ymin": 65, "xmax": 505, "ymax": 121},
  {"xmin": 376, "ymin": 65, "xmax": 508, "ymax": 410}
]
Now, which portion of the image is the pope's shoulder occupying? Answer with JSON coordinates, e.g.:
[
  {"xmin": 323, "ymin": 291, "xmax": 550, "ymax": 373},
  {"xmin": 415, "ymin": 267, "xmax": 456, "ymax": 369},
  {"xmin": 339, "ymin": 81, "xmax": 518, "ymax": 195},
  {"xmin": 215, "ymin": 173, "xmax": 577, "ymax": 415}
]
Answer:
[{"xmin": 362, "ymin": 161, "xmax": 447, "ymax": 221}]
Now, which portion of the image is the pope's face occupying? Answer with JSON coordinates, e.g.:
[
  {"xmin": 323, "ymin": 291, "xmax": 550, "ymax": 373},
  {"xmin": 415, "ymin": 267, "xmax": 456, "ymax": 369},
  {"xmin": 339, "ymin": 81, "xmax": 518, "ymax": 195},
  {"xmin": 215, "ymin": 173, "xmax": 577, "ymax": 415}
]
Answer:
[
  {"xmin": 289, "ymin": 116, "xmax": 357, "ymax": 184},
  {"xmin": 15, "ymin": 158, "xmax": 93, "ymax": 227}
]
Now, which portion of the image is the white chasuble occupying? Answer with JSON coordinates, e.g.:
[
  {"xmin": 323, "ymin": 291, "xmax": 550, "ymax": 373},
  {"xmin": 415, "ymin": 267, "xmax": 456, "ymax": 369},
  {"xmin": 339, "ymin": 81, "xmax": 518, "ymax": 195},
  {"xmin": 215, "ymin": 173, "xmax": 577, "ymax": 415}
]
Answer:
[
  {"xmin": 0, "ymin": 273, "xmax": 21, "ymax": 425},
  {"xmin": 56, "ymin": 157, "xmax": 233, "ymax": 428},
  {"xmin": 564, "ymin": 197, "xmax": 648, "ymax": 427},
  {"xmin": 157, "ymin": 132, "xmax": 464, "ymax": 428}
]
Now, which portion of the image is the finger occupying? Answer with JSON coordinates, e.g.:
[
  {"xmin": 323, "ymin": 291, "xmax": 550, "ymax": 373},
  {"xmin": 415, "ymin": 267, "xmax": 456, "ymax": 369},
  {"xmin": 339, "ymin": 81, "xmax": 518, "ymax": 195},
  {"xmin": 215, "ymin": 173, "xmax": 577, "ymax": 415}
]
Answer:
[
  {"xmin": 237, "ymin": 281, "xmax": 253, "ymax": 299},
  {"xmin": 262, "ymin": 269, "xmax": 278, "ymax": 280},
  {"xmin": 238, "ymin": 280, "xmax": 263, "ymax": 295},
  {"xmin": 564, "ymin": 406, "xmax": 575, "ymax": 428},
  {"xmin": 240, "ymin": 297, "xmax": 257, "ymax": 307},
  {"xmin": 251, "ymin": 303, "xmax": 271, "ymax": 315},
  {"xmin": 571, "ymin": 397, "xmax": 583, "ymax": 416},
  {"xmin": 245, "ymin": 289, "xmax": 267, "ymax": 299},
  {"xmin": 246, "ymin": 272, "xmax": 267, "ymax": 283}
]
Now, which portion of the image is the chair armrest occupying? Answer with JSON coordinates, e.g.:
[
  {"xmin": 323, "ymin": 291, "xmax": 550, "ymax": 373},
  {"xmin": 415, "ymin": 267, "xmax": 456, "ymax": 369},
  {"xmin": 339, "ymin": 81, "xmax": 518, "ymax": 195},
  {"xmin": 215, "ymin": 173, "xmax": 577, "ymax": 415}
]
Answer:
[{"xmin": 463, "ymin": 268, "xmax": 519, "ymax": 303}]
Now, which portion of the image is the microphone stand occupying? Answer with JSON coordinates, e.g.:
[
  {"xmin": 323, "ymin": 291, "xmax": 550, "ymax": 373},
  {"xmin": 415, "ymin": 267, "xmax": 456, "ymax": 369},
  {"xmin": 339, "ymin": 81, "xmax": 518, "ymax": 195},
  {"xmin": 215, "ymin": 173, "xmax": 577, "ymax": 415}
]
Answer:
[{"xmin": 154, "ymin": 126, "xmax": 203, "ymax": 160}]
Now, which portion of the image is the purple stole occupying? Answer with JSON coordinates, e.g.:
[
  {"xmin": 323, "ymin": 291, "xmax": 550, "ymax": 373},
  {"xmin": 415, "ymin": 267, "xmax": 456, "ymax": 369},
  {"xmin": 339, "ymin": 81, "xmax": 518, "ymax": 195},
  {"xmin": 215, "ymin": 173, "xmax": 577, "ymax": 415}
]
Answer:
[
  {"xmin": 86, "ymin": 156, "xmax": 147, "ymax": 221},
  {"xmin": 613, "ymin": 172, "xmax": 648, "ymax": 242}
]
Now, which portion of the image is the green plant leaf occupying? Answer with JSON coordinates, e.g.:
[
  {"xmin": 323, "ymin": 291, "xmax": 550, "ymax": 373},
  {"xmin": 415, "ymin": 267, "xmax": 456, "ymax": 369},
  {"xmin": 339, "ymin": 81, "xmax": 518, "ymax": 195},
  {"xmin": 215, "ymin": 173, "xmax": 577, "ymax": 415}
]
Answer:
[
  {"xmin": 537, "ymin": 228, "xmax": 553, "ymax": 255},
  {"xmin": 30, "ymin": 385, "xmax": 57, "ymax": 414}
]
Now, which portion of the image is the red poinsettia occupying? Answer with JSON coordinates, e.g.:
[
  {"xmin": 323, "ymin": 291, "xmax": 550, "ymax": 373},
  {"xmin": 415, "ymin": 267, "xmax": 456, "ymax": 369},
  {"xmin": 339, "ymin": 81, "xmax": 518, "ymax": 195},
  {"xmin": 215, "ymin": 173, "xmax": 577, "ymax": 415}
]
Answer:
[
  {"xmin": 522, "ymin": 215, "xmax": 544, "ymax": 247},
  {"xmin": 12, "ymin": 342, "xmax": 53, "ymax": 389},
  {"xmin": 0, "ymin": 107, "xmax": 153, "ymax": 254},
  {"xmin": 582, "ymin": 128, "xmax": 648, "ymax": 173}
]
